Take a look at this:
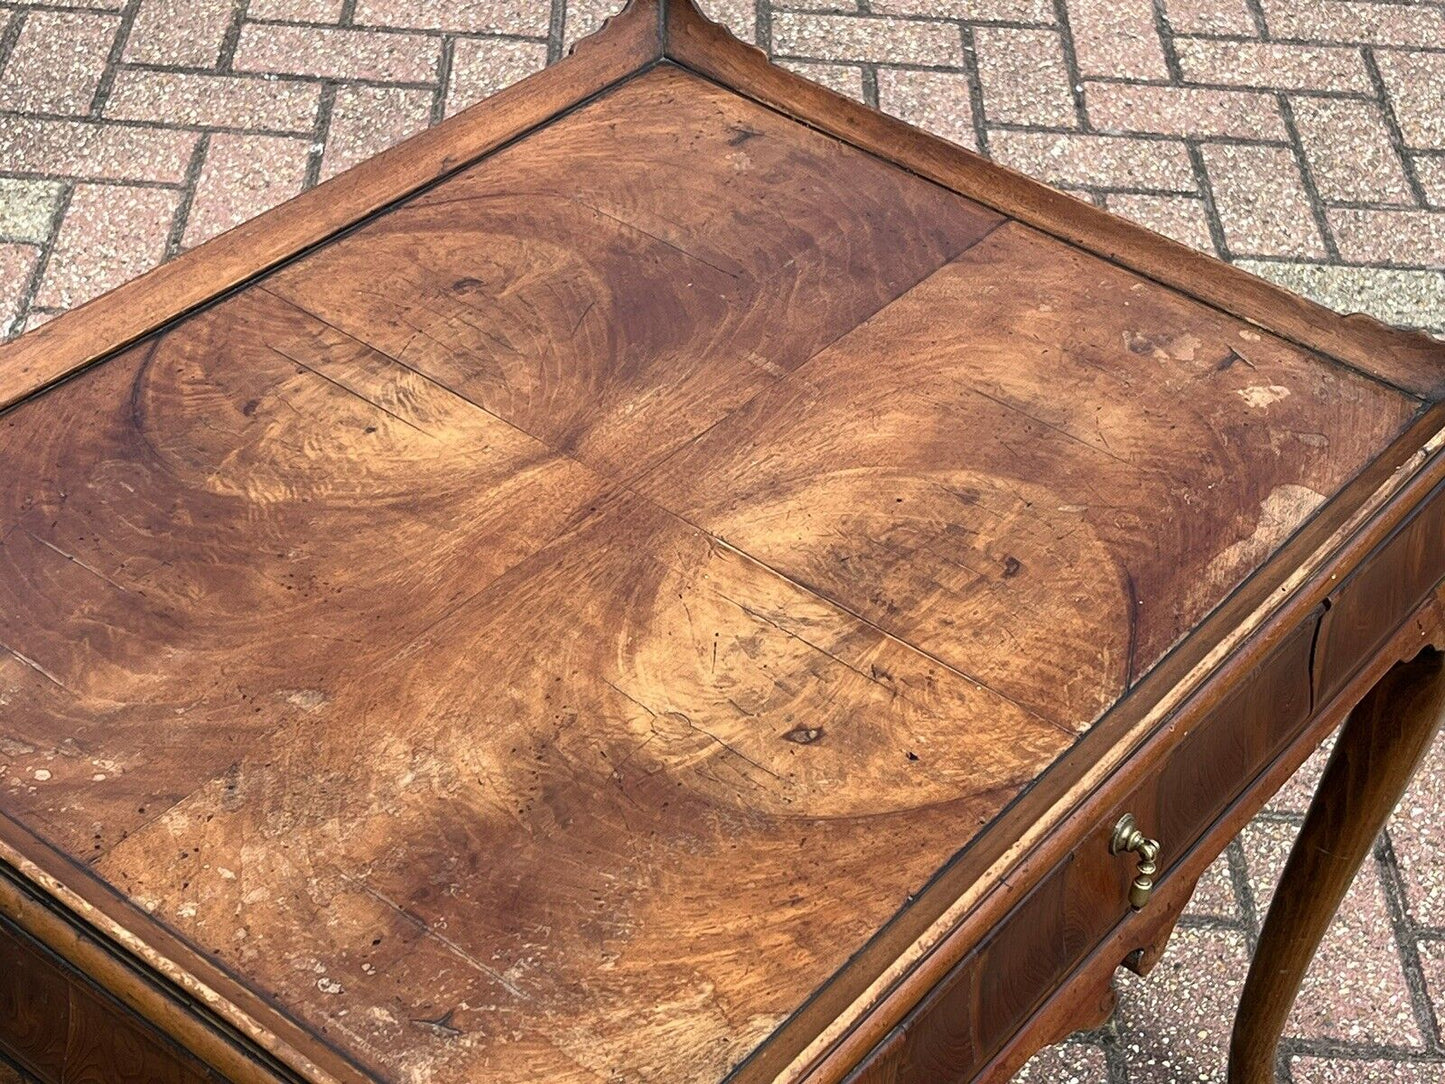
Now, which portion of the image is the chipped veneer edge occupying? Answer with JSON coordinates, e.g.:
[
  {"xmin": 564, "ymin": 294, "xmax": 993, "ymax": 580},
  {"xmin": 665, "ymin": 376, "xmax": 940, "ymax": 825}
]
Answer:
[
  {"xmin": 0, "ymin": 842, "xmax": 347, "ymax": 1084},
  {"xmin": 781, "ymin": 420, "xmax": 1445, "ymax": 1083}
]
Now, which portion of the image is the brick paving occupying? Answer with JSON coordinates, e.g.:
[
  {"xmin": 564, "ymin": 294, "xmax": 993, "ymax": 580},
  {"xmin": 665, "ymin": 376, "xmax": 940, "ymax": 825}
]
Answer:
[{"xmin": 0, "ymin": 1, "xmax": 1441, "ymax": 1081}]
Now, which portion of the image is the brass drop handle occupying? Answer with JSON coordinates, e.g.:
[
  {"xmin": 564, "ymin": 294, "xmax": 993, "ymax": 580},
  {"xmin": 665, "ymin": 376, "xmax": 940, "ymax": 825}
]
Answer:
[{"xmin": 1110, "ymin": 813, "xmax": 1160, "ymax": 911}]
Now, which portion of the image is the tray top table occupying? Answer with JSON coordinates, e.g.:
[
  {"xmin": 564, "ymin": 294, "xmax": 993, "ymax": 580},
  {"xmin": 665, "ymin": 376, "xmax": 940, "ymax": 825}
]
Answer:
[{"xmin": 2, "ymin": 3, "xmax": 1445, "ymax": 1083}]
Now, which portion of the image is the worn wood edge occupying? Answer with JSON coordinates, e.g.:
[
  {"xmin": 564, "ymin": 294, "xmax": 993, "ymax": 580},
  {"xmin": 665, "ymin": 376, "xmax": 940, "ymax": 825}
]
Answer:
[
  {"xmin": 0, "ymin": 876, "xmax": 311, "ymax": 1084},
  {"xmin": 659, "ymin": 1, "xmax": 1445, "ymax": 400},
  {"xmin": 0, "ymin": 0, "xmax": 663, "ymax": 415},
  {"xmin": 968, "ymin": 589, "xmax": 1445, "ymax": 1084},
  {"xmin": 730, "ymin": 404, "xmax": 1445, "ymax": 1084},
  {"xmin": 0, "ymin": 843, "xmax": 366, "ymax": 1084}
]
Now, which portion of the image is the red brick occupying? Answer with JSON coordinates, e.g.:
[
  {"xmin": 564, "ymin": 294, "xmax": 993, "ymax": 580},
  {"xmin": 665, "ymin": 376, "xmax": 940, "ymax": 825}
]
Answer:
[
  {"xmin": 772, "ymin": 13, "xmax": 963, "ymax": 66},
  {"xmin": 1086, "ymin": 83, "xmax": 1288, "ymax": 140},
  {"xmin": 1243, "ymin": 819, "xmax": 1423, "ymax": 1047},
  {"xmin": 974, "ymin": 27, "xmax": 1078, "ymax": 129},
  {"xmin": 246, "ymin": 0, "xmax": 344, "ymax": 20},
  {"xmin": 1292, "ymin": 1058, "xmax": 1445, "ymax": 1083},
  {"xmin": 1202, "ymin": 143, "xmax": 1326, "ymax": 258},
  {"xmin": 1233, "ymin": 261, "xmax": 1445, "ymax": 332},
  {"xmin": 233, "ymin": 23, "xmax": 440, "ymax": 83},
  {"xmin": 321, "ymin": 85, "xmax": 432, "ymax": 182},
  {"xmin": 873, "ymin": 0, "xmax": 1056, "ymax": 23},
  {"xmin": 1261, "ymin": 0, "xmax": 1445, "ymax": 46},
  {"xmin": 697, "ymin": 0, "xmax": 757, "ymax": 42},
  {"xmin": 0, "ymin": 243, "xmax": 40, "ymax": 337},
  {"xmin": 34, "ymin": 183, "xmax": 178, "ymax": 310},
  {"xmin": 1387, "ymin": 738, "xmax": 1445, "ymax": 925},
  {"xmin": 1415, "ymin": 154, "xmax": 1445, "ymax": 208},
  {"xmin": 1329, "ymin": 208, "xmax": 1445, "ymax": 268},
  {"xmin": 877, "ymin": 68, "xmax": 976, "ymax": 150},
  {"xmin": 123, "ymin": 0, "xmax": 234, "ymax": 69},
  {"xmin": 1421, "ymin": 941, "xmax": 1445, "ymax": 1039},
  {"xmin": 777, "ymin": 60, "xmax": 866, "ymax": 102},
  {"xmin": 105, "ymin": 71, "xmax": 321, "ymax": 133},
  {"xmin": 1114, "ymin": 926, "xmax": 1250, "ymax": 1082},
  {"xmin": 1375, "ymin": 51, "xmax": 1445, "ymax": 151},
  {"xmin": 445, "ymin": 36, "xmax": 548, "ymax": 115},
  {"xmin": 184, "ymin": 133, "xmax": 310, "ymax": 248},
  {"xmin": 1292, "ymin": 98, "xmax": 1414, "ymax": 205},
  {"xmin": 0, "ymin": 116, "xmax": 196, "ymax": 183},
  {"xmin": 1163, "ymin": 0, "xmax": 1255, "ymax": 34},
  {"xmin": 352, "ymin": 0, "xmax": 548, "ymax": 36},
  {"xmin": 1106, "ymin": 193, "xmax": 1217, "ymax": 254},
  {"xmin": 1067, "ymin": 0, "xmax": 1169, "ymax": 81},
  {"xmin": 1183, "ymin": 846, "xmax": 1238, "ymax": 919},
  {"xmin": 1175, "ymin": 40, "xmax": 1373, "ymax": 93},
  {"xmin": 1016, "ymin": 1040, "xmax": 1110, "ymax": 1082},
  {"xmin": 562, "ymin": 0, "xmax": 619, "ymax": 50},
  {"xmin": 990, "ymin": 130, "xmax": 1196, "ymax": 192},
  {"xmin": 0, "ymin": 10, "xmax": 118, "ymax": 115}
]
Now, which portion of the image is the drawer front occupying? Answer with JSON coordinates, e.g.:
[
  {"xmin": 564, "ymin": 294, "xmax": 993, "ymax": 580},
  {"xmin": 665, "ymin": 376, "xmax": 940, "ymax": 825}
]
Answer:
[
  {"xmin": 844, "ymin": 613, "xmax": 1319, "ymax": 1083},
  {"xmin": 0, "ymin": 914, "xmax": 225, "ymax": 1084},
  {"xmin": 1315, "ymin": 477, "xmax": 1445, "ymax": 707}
]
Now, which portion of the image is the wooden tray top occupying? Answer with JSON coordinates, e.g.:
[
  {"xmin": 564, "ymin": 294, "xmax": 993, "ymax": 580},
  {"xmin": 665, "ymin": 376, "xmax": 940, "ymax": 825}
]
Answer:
[{"xmin": 1, "ymin": 3, "xmax": 1443, "ymax": 1083}]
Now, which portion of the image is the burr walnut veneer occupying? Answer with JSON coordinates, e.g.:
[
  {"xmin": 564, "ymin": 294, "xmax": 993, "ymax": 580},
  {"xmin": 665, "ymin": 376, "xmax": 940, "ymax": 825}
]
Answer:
[{"xmin": 2, "ymin": 4, "xmax": 1444, "ymax": 1082}]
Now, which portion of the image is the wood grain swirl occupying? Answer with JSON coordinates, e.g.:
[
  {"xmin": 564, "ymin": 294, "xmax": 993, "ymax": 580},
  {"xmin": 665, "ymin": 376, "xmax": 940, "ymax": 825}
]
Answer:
[
  {"xmin": 0, "ymin": 53, "xmax": 1427, "ymax": 1084},
  {"xmin": 263, "ymin": 66, "xmax": 1002, "ymax": 480},
  {"xmin": 637, "ymin": 222, "xmax": 1420, "ymax": 726}
]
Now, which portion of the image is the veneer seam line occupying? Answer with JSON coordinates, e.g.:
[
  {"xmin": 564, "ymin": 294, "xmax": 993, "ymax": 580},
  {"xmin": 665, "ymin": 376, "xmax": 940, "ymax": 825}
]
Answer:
[
  {"xmin": 254, "ymin": 284, "xmax": 1072, "ymax": 737},
  {"xmin": 660, "ymin": 59, "xmax": 1439, "ymax": 403},
  {"xmin": 615, "ymin": 213, "xmax": 1011, "ymax": 490}
]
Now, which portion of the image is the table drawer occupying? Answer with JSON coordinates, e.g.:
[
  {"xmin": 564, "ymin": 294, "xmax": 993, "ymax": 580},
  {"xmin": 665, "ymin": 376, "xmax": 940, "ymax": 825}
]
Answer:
[
  {"xmin": 844, "ymin": 612, "xmax": 1319, "ymax": 1083},
  {"xmin": 0, "ymin": 913, "xmax": 224, "ymax": 1084},
  {"xmin": 1314, "ymin": 477, "xmax": 1445, "ymax": 707}
]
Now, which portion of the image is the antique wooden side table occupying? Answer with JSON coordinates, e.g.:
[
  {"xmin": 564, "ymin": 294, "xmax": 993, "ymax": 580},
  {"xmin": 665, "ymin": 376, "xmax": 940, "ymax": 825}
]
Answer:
[{"xmin": 2, "ymin": 4, "xmax": 1443, "ymax": 1082}]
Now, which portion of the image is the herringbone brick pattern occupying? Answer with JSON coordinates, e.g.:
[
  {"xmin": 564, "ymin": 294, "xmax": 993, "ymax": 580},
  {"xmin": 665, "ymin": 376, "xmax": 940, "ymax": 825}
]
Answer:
[{"xmin": 0, "ymin": 3, "xmax": 1442, "ymax": 1082}]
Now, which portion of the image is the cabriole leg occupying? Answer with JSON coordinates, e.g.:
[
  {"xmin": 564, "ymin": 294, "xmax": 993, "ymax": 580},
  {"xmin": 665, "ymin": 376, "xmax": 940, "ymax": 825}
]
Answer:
[{"xmin": 1227, "ymin": 647, "xmax": 1445, "ymax": 1083}]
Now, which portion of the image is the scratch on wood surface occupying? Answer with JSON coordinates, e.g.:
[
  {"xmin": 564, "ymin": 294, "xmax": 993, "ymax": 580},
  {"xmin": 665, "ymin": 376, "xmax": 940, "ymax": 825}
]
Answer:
[
  {"xmin": 711, "ymin": 537, "xmax": 1078, "ymax": 738},
  {"xmin": 1121, "ymin": 565, "xmax": 1141, "ymax": 689},
  {"xmin": 340, "ymin": 873, "xmax": 529, "ymax": 1000},
  {"xmin": 412, "ymin": 1008, "xmax": 462, "ymax": 1037},
  {"xmin": 268, "ymin": 344, "xmax": 436, "ymax": 439},
  {"xmin": 599, "ymin": 674, "xmax": 658, "ymax": 719},
  {"xmin": 1215, "ymin": 349, "xmax": 1256, "ymax": 371},
  {"xmin": 21, "ymin": 528, "xmax": 133, "ymax": 595},
  {"xmin": 966, "ymin": 385, "xmax": 1131, "ymax": 467},
  {"xmin": 437, "ymin": 303, "xmax": 522, "ymax": 357},
  {"xmin": 670, "ymin": 710, "xmax": 782, "ymax": 781},
  {"xmin": 415, "ymin": 191, "xmax": 743, "ymax": 280},
  {"xmin": 726, "ymin": 594, "xmax": 898, "ymax": 697},
  {"xmin": 570, "ymin": 300, "xmax": 596, "ymax": 338},
  {"xmin": 0, "ymin": 642, "xmax": 67, "ymax": 689}
]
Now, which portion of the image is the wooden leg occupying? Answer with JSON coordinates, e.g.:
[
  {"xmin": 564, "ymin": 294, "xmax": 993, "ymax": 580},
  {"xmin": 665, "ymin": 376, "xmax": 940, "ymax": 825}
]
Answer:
[{"xmin": 1228, "ymin": 647, "xmax": 1445, "ymax": 1084}]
